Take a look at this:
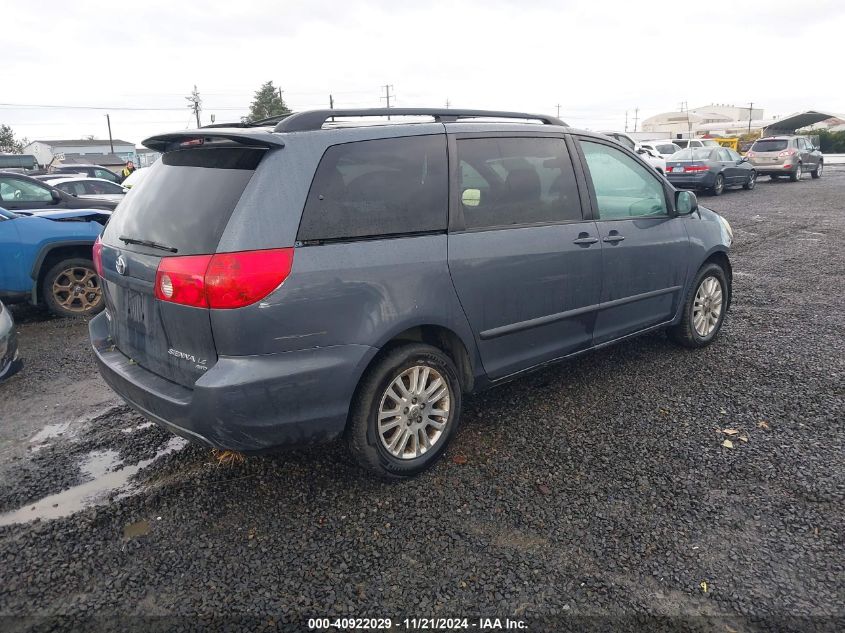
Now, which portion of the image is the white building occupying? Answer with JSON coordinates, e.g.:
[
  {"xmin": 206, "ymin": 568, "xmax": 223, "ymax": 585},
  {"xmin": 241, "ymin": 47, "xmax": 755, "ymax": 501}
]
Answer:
[
  {"xmin": 642, "ymin": 104, "xmax": 765, "ymax": 138},
  {"xmin": 23, "ymin": 139, "xmax": 136, "ymax": 169}
]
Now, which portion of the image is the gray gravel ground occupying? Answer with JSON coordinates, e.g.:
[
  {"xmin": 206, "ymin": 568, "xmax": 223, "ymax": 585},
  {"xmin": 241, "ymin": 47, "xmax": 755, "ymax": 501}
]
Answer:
[{"xmin": 0, "ymin": 170, "xmax": 843, "ymax": 632}]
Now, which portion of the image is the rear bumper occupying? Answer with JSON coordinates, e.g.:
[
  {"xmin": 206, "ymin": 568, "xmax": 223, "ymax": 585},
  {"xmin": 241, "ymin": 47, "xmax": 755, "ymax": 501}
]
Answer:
[
  {"xmin": 666, "ymin": 172, "xmax": 715, "ymax": 189},
  {"xmin": 90, "ymin": 312, "xmax": 377, "ymax": 452},
  {"xmin": 749, "ymin": 162, "xmax": 796, "ymax": 175}
]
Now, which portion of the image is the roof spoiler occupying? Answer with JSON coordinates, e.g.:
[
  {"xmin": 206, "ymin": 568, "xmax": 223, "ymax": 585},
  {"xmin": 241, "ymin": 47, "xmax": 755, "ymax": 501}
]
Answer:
[
  {"xmin": 143, "ymin": 130, "xmax": 285, "ymax": 153},
  {"xmin": 273, "ymin": 108, "xmax": 567, "ymax": 132}
]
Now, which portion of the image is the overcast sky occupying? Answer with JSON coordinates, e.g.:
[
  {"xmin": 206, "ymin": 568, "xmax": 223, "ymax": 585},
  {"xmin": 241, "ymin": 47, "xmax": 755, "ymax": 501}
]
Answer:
[{"xmin": 3, "ymin": 0, "xmax": 843, "ymax": 146}]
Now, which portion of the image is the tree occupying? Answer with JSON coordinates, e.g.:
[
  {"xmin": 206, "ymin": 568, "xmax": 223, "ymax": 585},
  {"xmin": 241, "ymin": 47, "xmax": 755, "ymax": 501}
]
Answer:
[
  {"xmin": 245, "ymin": 81, "xmax": 291, "ymax": 122},
  {"xmin": 0, "ymin": 124, "xmax": 27, "ymax": 154}
]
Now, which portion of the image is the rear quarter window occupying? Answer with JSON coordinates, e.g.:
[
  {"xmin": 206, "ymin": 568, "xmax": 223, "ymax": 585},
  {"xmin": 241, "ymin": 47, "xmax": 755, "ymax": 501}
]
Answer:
[
  {"xmin": 102, "ymin": 147, "xmax": 264, "ymax": 255},
  {"xmin": 298, "ymin": 135, "xmax": 447, "ymax": 242}
]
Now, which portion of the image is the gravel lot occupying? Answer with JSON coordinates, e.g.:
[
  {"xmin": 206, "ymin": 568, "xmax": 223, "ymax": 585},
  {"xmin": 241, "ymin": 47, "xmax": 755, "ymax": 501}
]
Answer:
[{"xmin": 0, "ymin": 171, "xmax": 843, "ymax": 632}]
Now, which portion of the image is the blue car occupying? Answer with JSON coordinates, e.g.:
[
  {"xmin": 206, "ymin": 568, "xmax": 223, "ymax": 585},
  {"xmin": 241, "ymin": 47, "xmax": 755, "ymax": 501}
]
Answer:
[{"xmin": 0, "ymin": 206, "xmax": 109, "ymax": 317}]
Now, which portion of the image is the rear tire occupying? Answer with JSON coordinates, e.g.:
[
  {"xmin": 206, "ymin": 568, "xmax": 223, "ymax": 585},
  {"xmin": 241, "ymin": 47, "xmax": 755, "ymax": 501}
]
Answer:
[
  {"xmin": 711, "ymin": 174, "xmax": 724, "ymax": 196},
  {"xmin": 347, "ymin": 343, "xmax": 463, "ymax": 479},
  {"xmin": 668, "ymin": 263, "xmax": 728, "ymax": 349},
  {"xmin": 41, "ymin": 258, "xmax": 104, "ymax": 318},
  {"xmin": 811, "ymin": 162, "xmax": 823, "ymax": 179},
  {"xmin": 789, "ymin": 163, "xmax": 802, "ymax": 182},
  {"xmin": 743, "ymin": 171, "xmax": 757, "ymax": 190}
]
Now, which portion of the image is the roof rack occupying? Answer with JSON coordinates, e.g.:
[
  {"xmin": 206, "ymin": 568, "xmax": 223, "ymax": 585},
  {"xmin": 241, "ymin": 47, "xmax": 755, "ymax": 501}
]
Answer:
[{"xmin": 273, "ymin": 108, "xmax": 567, "ymax": 132}]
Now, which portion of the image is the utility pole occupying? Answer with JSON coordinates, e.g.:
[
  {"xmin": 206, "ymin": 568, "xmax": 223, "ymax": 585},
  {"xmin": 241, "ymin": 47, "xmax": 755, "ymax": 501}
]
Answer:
[
  {"xmin": 105, "ymin": 114, "xmax": 114, "ymax": 154},
  {"xmin": 329, "ymin": 94, "xmax": 334, "ymax": 122},
  {"xmin": 381, "ymin": 84, "xmax": 394, "ymax": 119},
  {"xmin": 624, "ymin": 111, "xmax": 629, "ymax": 132},
  {"xmin": 555, "ymin": 104, "xmax": 561, "ymax": 118},
  {"xmin": 445, "ymin": 98, "xmax": 451, "ymax": 109},
  {"xmin": 186, "ymin": 85, "xmax": 202, "ymax": 127},
  {"xmin": 633, "ymin": 107, "xmax": 639, "ymax": 133},
  {"xmin": 747, "ymin": 102, "xmax": 754, "ymax": 134}
]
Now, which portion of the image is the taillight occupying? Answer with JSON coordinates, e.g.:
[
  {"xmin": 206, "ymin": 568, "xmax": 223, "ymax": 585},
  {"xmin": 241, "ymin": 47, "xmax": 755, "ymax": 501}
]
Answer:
[
  {"xmin": 155, "ymin": 254, "xmax": 212, "ymax": 308},
  {"xmin": 154, "ymin": 248, "xmax": 294, "ymax": 309},
  {"xmin": 777, "ymin": 149, "xmax": 796, "ymax": 157},
  {"xmin": 93, "ymin": 236, "xmax": 104, "ymax": 277},
  {"xmin": 746, "ymin": 151, "xmax": 755, "ymax": 158},
  {"xmin": 684, "ymin": 164, "xmax": 709, "ymax": 172}
]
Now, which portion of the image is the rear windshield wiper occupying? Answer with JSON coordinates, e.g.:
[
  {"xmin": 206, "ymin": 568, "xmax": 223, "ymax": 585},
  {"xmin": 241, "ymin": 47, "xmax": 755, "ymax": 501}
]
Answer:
[{"xmin": 118, "ymin": 236, "xmax": 178, "ymax": 253}]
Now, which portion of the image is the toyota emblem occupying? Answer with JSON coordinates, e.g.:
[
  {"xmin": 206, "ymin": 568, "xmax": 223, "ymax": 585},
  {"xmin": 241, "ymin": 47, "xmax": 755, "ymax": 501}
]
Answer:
[{"xmin": 115, "ymin": 255, "xmax": 127, "ymax": 275}]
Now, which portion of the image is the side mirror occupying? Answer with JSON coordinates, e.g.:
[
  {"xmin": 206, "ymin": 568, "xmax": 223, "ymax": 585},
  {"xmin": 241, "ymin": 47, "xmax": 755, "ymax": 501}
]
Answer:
[
  {"xmin": 636, "ymin": 148, "xmax": 647, "ymax": 154},
  {"xmin": 461, "ymin": 188, "xmax": 481, "ymax": 208},
  {"xmin": 122, "ymin": 188, "xmax": 129, "ymax": 194},
  {"xmin": 675, "ymin": 190, "xmax": 698, "ymax": 216},
  {"xmin": 50, "ymin": 189, "xmax": 62, "ymax": 203},
  {"xmin": 739, "ymin": 157, "xmax": 748, "ymax": 163}
]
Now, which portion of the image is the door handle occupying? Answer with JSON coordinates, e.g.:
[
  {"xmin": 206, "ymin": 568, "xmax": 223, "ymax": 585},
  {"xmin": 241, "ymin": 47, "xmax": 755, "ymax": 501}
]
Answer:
[
  {"xmin": 603, "ymin": 234, "xmax": 625, "ymax": 243},
  {"xmin": 573, "ymin": 234, "xmax": 599, "ymax": 245}
]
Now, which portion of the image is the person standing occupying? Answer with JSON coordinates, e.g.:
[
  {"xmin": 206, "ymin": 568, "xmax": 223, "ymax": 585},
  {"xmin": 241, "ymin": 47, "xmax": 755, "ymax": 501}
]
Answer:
[{"xmin": 120, "ymin": 160, "xmax": 136, "ymax": 182}]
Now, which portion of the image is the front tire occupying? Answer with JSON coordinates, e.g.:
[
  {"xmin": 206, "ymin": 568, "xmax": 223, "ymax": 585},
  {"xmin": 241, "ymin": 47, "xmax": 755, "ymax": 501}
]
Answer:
[
  {"xmin": 743, "ymin": 171, "xmax": 757, "ymax": 190},
  {"xmin": 41, "ymin": 258, "xmax": 104, "ymax": 318},
  {"xmin": 711, "ymin": 174, "xmax": 724, "ymax": 196},
  {"xmin": 347, "ymin": 343, "xmax": 463, "ymax": 479},
  {"xmin": 811, "ymin": 162, "xmax": 823, "ymax": 179},
  {"xmin": 789, "ymin": 163, "xmax": 802, "ymax": 182},
  {"xmin": 668, "ymin": 263, "xmax": 728, "ymax": 349}
]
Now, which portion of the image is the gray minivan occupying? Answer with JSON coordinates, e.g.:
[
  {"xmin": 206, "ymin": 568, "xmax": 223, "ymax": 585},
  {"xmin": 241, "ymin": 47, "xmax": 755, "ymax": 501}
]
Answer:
[{"xmin": 90, "ymin": 108, "xmax": 734, "ymax": 478}]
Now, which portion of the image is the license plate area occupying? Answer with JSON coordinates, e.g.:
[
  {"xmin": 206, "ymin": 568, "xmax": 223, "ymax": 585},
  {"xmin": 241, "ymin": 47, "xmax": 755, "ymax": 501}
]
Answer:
[{"xmin": 126, "ymin": 289, "xmax": 148, "ymax": 333}]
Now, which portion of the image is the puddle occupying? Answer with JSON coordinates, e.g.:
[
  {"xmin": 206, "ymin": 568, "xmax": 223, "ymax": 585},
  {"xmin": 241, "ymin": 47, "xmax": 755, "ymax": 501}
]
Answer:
[
  {"xmin": 121, "ymin": 421, "xmax": 155, "ymax": 434},
  {"xmin": 29, "ymin": 422, "xmax": 72, "ymax": 445},
  {"xmin": 123, "ymin": 519, "xmax": 151, "ymax": 539},
  {"xmin": 0, "ymin": 437, "xmax": 187, "ymax": 526},
  {"xmin": 80, "ymin": 449, "xmax": 122, "ymax": 479}
]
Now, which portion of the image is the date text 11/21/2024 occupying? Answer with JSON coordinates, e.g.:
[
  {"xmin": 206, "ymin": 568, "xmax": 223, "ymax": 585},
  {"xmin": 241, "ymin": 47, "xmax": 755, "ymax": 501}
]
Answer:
[{"xmin": 307, "ymin": 617, "xmax": 528, "ymax": 630}]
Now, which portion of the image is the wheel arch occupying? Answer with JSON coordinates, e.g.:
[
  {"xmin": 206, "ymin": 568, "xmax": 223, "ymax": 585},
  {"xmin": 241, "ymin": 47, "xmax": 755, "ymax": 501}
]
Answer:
[
  {"xmin": 30, "ymin": 242, "xmax": 96, "ymax": 304},
  {"xmin": 374, "ymin": 324, "xmax": 476, "ymax": 393},
  {"xmin": 702, "ymin": 249, "xmax": 733, "ymax": 311}
]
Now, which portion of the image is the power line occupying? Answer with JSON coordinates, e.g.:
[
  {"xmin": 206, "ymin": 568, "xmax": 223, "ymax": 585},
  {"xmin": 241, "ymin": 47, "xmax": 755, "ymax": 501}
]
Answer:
[{"xmin": 0, "ymin": 102, "xmax": 245, "ymax": 111}]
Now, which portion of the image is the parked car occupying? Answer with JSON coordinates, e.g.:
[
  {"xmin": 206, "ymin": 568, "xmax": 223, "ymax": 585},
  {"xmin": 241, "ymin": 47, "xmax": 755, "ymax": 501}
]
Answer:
[
  {"xmin": 120, "ymin": 167, "xmax": 149, "ymax": 190},
  {"xmin": 665, "ymin": 147, "xmax": 756, "ymax": 195},
  {"xmin": 48, "ymin": 164, "xmax": 121, "ymax": 183},
  {"xmin": 47, "ymin": 177, "xmax": 128, "ymax": 203},
  {"xmin": 672, "ymin": 139, "xmax": 720, "ymax": 150},
  {"xmin": 0, "ymin": 206, "xmax": 109, "ymax": 317},
  {"xmin": 0, "ymin": 299, "xmax": 21, "ymax": 382},
  {"xmin": 0, "ymin": 172, "xmax": 117, "ymax": 212},
  {"xmin": 745, "ymin": 136, "xmax": 823, "ymax": 181},
  {"xmin": 640, "ymin": 140, "xmax": 682, "ymax": 158},
  {"xmin": 91, "ymin": 108, "xmax": 734, "ymax": 478},
  {"xmin": 598, "ymin": 131, "xmax": 667, "ymax": 174}
]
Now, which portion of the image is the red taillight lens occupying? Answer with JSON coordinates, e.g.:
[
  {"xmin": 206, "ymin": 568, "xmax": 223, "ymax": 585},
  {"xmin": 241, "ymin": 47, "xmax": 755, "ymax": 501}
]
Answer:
[
  {"xmin": 746, "ymin": 151, "xmax": 755, "ymax": 158},
  {"xmin": 154, "ymin": 248, "xmax": 294, "ymax": 309},
  {"xmin": 205, "ymin": 249, "xmax": 294, "ymax": 309},
  {"xmin": 93, "ymin": 236, "xmax": 104, "ymax": 277},
  {"xmin": 155, "ymin": 254, "xmax": 212, "ymax": 308},
  {"xmin": 777, "ymin": 149, "xmax": 796, "ymax": 157},
  {"xmin": 685, "ymin": 164, "xmax": 709, "ymax": 172}
]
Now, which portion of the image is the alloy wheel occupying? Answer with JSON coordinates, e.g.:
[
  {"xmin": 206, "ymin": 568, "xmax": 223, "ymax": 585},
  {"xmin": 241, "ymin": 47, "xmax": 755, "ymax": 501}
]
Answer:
[
  {"xmin": 51, "ymin": 266, "xmax": 102, "ymax": 314},
  {"xmin": 693, "ymin": 276, "xmax": 723, "ymax": 337},
  {"xmin": 377, "ymin": 365, "xmax": 451, "ymax": 460}
]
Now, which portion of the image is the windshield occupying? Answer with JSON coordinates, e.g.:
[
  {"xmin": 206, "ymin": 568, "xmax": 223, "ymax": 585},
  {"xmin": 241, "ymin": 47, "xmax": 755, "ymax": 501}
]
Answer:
[
  {"xmin": 751, "ymin": 139, "xmax": 788, "ymax": 152},
  {"xmin": 671, "ymin": 148, "xmax": 713, "ymax": 161}
]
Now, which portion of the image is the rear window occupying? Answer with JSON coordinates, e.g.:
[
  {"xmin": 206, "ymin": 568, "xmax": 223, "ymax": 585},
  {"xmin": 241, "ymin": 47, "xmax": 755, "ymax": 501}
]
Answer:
[
  {"xmin": 672, "ymin": 148, "xmax": 714, "ymax": 161},
  {"xmin": 751, "ymin": 139, "xmax": 788, "ymax": 152},
  {"xmin": 657, "ymin": 144, "xmax": 680, "ymax": 154},
  {"xmin": 298, "ymin": 135, "xmax": 447, "ymax": 242},
  {"xmin": 102, "ymin": 147, "xmax": 263, "ymax": 255},
  {"xmin": 673, "ymin": 140, "xmax": 689, "ymax": 149}
]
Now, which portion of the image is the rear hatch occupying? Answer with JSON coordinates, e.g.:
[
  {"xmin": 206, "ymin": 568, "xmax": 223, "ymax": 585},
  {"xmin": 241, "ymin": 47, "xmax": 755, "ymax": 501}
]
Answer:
[
  {"xmin": 748, "ymin": 139, "xmax": 789, "ymax": 164},
  {"xmin": 98, "ymin": 144, "xmax": 265, "ymax": 387}
]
